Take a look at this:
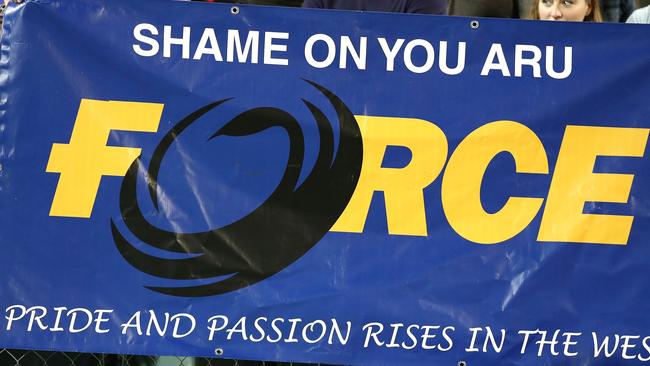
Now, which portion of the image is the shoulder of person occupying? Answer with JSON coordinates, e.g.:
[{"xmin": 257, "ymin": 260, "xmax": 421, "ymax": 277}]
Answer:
[{"xmin": 626, "ymin": 5, "xmax": 650, "ymax": 23}]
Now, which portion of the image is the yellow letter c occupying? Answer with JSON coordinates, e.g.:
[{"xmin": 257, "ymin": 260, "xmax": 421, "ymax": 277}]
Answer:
[{"xmin": 441, "ymin": 121, "xmax": 549, "ymax": 244}]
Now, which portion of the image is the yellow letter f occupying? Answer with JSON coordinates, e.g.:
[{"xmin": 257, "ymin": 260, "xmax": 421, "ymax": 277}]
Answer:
[{"xmin": 46, "ymin": 99, "xmax": 163, "ymax": 218}]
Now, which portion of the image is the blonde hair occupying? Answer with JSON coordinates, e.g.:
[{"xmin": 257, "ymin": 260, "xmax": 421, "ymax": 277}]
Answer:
[{"xmin": 530, "ymin": 0, "xmax": 603, "ymax": 22}]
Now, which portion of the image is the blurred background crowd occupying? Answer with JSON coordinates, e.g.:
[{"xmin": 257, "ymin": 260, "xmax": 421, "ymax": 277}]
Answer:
[
  {"xmin": 2, "ymin": 0, "xmax": 650, "ymax": 28},
  {"xmin": 190, "ymin": 0, "xmax": 650, "ymax": 23}
]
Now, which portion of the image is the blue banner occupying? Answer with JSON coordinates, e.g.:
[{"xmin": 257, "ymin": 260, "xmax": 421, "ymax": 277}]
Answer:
[{"xmin": 2, "ymin": 0, "xmax": 650, "ymax": 364}]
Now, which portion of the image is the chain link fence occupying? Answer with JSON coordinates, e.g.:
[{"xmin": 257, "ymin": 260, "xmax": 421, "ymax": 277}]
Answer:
[{"xmin": 0, "ymin": 349, "xmax": 335, "ymax": 366}]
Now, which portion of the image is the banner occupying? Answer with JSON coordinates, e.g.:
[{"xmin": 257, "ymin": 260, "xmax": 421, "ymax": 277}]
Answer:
[{"xmin": 1, "ymin": 0, "xmax": 650, "ymax": 364}]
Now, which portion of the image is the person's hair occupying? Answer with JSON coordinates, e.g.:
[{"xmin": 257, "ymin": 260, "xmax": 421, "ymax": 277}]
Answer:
[{"xmin": 530, "ymin": 0, "xmax": 603, "ymax": 22}]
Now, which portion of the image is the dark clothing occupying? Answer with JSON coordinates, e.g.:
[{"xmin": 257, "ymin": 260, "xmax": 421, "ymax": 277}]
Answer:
[
  {"xmin": 448, "ymin": 0, "xmax": 519, "ymax": 18},
  {"xmin": 518, "ymin": 0, "xmax": 533, "ymax": 18},
  {"xmin": 601, "ymin": 0, "xmax": 636, "ymax": 22},
  {"xmin": 197, "ymin": 0, "xmax": 303, "ymax": 6},
  {"xmin": 302, "ymin": 0, "xmax": 448, "ymax": 14}
]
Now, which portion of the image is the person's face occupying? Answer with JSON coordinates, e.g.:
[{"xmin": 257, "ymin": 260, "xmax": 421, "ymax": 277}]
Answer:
[{"xmin": 538, "ymin": 0, "xmax": 592, "ymax": 21}]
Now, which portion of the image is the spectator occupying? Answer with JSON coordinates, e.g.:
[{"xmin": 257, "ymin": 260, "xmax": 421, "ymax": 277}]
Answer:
[
  {"xmin": 600, "ymin": 0, "xmax": 636, "ymax": 22},
  {"xmin": 530, "ymin": 0, "xmax": 603, "ymax": 21},
  {"xmin": 626, "ymin": 4, "xmax": 650, "ymax": 22},
  {"xmin": 302, "ymin": 0, "xmax": 448, "ymax": 15}
]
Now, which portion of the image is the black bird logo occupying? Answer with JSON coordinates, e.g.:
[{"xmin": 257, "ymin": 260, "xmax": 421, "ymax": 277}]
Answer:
[{"xmin": 111, "ymin": 80, "xmax": 363, "ymax": 297}]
